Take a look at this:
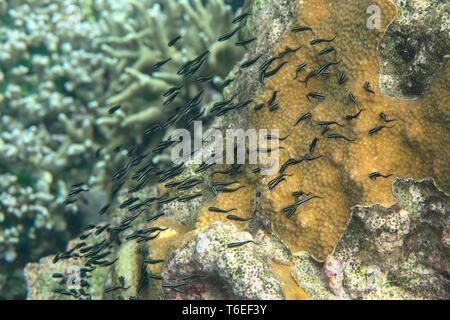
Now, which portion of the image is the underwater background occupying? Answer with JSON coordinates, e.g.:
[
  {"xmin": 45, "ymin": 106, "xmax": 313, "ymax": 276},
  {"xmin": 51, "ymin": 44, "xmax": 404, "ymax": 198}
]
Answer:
[{"xmin": 0, "ymin": 0, "xmax": 448, "ymax": 300}]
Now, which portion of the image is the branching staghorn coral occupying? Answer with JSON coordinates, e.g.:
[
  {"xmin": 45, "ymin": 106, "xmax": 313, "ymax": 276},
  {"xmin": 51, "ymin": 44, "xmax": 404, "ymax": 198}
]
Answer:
[{"xmin": 93, "ymin": 0, "xmax": 244, "ymax": 130}]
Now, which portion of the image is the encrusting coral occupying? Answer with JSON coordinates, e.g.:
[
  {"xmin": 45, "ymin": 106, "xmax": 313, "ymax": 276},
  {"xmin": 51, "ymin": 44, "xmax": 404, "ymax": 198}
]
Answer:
[
  {"xmin": 23, "ymin": 0, "xmax": 449, "ymax": 300},
  {"xmin": 200, "ymin": 0, "xmax": 449, "ymax": 262},
  {"xmin": 378, "ymin": 0, "xmax": 449, "ymax": 99},
  {"xmin": 327, "ymin": 178, "xmax": 449, "ymax": 299}
]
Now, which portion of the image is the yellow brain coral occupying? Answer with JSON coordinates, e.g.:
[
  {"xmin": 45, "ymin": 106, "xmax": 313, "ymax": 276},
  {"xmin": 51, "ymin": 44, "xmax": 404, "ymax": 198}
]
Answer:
[{"xmin": 197, "ymin": 0, "xmax": 449, "ymax": 262}]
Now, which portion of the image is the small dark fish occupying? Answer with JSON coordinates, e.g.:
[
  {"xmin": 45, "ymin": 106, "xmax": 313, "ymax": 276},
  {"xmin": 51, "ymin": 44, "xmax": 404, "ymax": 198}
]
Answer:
[
  {"xmin": 234, "ymin": 99, "xmax": 254, "ymax": 110},
  {"xmin": 299, "ymin": 69, "xmax": 317, "ymax": 87},
  {"xmin": 241, "ymin": 54, "xmax": 262, "ymax": 69},
  {"xmin": 194, "ymin": 162, "xmax": 215, "ymax": 174},
  {"xmin": 158, "ymin": 196, "xmax": 178, "ymax": 205},
  {"xmin": 252, "ymin": 162, "xmax": 275, "ymax": 174},
  {"xmin": 327, "ymin": 133, "xmax": 356, "ymax": 142},
  {"xmin": 94, "ymin": 224, "xmax": 110, "ymax": 236},
  {"xmin": 259, "ymin": 69, "xmax": 266, "ymax": 84},
  {"xmin": 72, "ymin": 182, "xmax": 85, "ymax": 188},
  {"xmin": 292, "ymin": 190, "xmax": 311, "ymax": 198},
  {"xmin": 163, "ymin": 86, "xmax": 183, "ymax": 97},
  {"xmin": 218, "ymin": 78, "xmax": 234, "ymax": 90},
  {"xmin": 263, "ymin": 61, "xmax": 288, "ymax": 79},
  {"xmin": 227, "ymin": 240, "xmax": 255, "ymax": 248},
  {"xmin": 279, "ymin": 45, "xmax": 302, "ymax": 57},
  {"xmin": 254, "ymin": 145, "xmax": 285, "ymax": 154},
  {"xmin": 379, "ymin": 112, "xmax": 396, "ymax": 122},
  {"xmin": 68, "ymin": 188, "xmax": 89, "ymax": 197},
  {"xmin": 208, "ymin": 207, "xmax": 236, "ymax": 213},
  {"xmin": 177, "ymin": 179, "xmax": 203, "ymax": 191},
  {"xmin": 52, "ymin": 273, "xmax": 65, "ymax": 279},
  {"xmin": 104, "ymin": 286, "xmax": 122, "ymax": 294},
  {"xmin": 284, "ymin": 195, "xmax": 323, "ymax": 218},
  {"xmin": 253, "ymin": 103, "xmax": 264, "ymax": 111},
  {"xmin": 268, "ymin": 174, "xmax": 291, "ymax": 190},
  {"xmin": 279, "ymin": 158, "xmax": 303, "ymax": 174},
  {"xmin": 119, "ymin": 197, "xmax": 139, "ymax": 209},
  {"xmin": 337, "ymin": 71, "xmax": 346, "ymax": 85},
  {"xmin": 209, "ymin": 184, "xmax": 218, "ymax": 196},
  {"xmin": 211, "ymin": 98, "xmax": 234, "ymax": 114},
  {"xmin": 369, "ymin": 172, "xmax": 393, "ymax": 180},
  {"xmin": 292, "ymin": 63, "xmax": 307, "ymax": 81},
  {"xmin": 226, "ymin": 215, "xmax": 253, "ymax": 222},
  {"xmin": 264, "ymin": 133, "xmax": 290, "ymax": 141},
  {"xmin": 79, "ymin": 233, "xmax": 92, "ymax": 240},
  {"xmin": 54, "ymin": 289, "xmax": 73, "ymax": 296},
  {"xmin": 153, "ymin": 58, "xmax": 171, "ymax": 70},
  {"xmin": 269, "ymin": 103, "xmax": 279, "ymax": 112},
  {"xmin": 127, "ymin": 145, "xmax": 138, "ymax": 157},
  {"xmin": 363, "ymin": 81, "xmax": 375, "ymax": 95},
  {"xmin": 63, "ymin": 198, "xmax": 78, "ymax": 206},
  {"xmin": 195, "ymin": 73, "xmax": 215, "ymax": 83},
  {"xmin": 268, "ymin": 90, "xmax": 278, "ymax": 106},
  {"xmin": 218, "ymin": 25, "xmax": 242, "ymax": 42},
  {"xmin": 161, "ymin": 282, "xmax": 186, "ymax": 288},
  {"xmin": 168, "ymin": 35, "xmax": 182, "ymax": 47},
  {"xmin": 182, "ymin": 274, "xmax": 206, "ymax": 281},
  {"xmin": 369, "ymin": 125, "xmax": 395, "ymax": 135},
  {"xmin": 177, "ymin": 193, "xmax": 202, "ymax": 202},
  {"xmin": 259, "ymin": 56, "xmax": 279, "ymax": 72},
  {"xmin": 146, "ymin": 212, "xmax": 165, "ymax": 223},
  {"xmin": 306, "ymin": 92, "xmax": 325, "ymax": 102},
  {"xmin": 137, "ymin": 233, "xmax": 160, "ymax": 243},
  {"xmin": 163, "ymin": 91, "xmax": 180, "ymax": 105},
  {"xmin": 294, "ymin": 112, "xmax": 312, "ymax": 126},
  {"xmin": 95, "ymin": 147, "xmax": 103, "ymax": 159},
  {"xmin": 321, "ymin": 125, "xmax": 330, "ymax": 136},
  {"xmin": 113, "ymin": 144, "xmax": 123, "ymax": 153},
  {"xmin": 148, "ymin": 274, "xmax": 164, "ymax": 280},
  {"xmin": 348, "ymin": 93, "xmax": 358, "ymax": 107},
  {"xmin": 144, "ymin": 124, "xmax": 162, "ymax": 136},
  {"xmin": 232, "ymin": 12, "xmax": 251, "ymax": 24},
  {"xmin": 143, "ymin": 259, "xmax": 165, "ymax": 264},
  {"xmin": 309, "ymin": 137, "xmax": 319, "ymax": 153},
  {"xmin": 315, "ymin": 62, "xmax": 340, "ymax": 76},
  {"xmin": 291, "ymin": 26, "xmax": 313, "ymax": 33},
  {"xmin": 345, "ymin": 109, "xmax": 364, "ymax": 120},
  {"xmin": 215, "ymin": 185, "xmax": 245, "ymax": 193},
  {"xmin": 177, "ymin": 50, "xmax": 210, "ymax": 76},
  {"xmin": 108, "ymin": 105, "xmax": 121, "ymax": 114},
  {"xmin": 82, "ymin": 224, "xmax": 96, "ymax": 231},
  {"xmin": 310, "ymin": 35, "xmax": 336, "ymax": 45},
  {"xmin": 318, "ymin": 121, "xmax": 343, "ymax": 127},
  {"xmin": 235, "ymin": 38, "xmax": 257, "ymax": 46},
  {"xmin": 319, "ymin": 47, "xmax": 336, "ymax": 56}
]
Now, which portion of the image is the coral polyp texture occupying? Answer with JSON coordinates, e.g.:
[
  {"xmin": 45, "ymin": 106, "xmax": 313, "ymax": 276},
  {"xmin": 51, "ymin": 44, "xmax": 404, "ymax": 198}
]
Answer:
[
  {"xmin": 204, "ymin": 0, "xmax": 449, "ymax": 262},
  {"xmin": 16, "ymin": 0, "xmax": 450, "ymax": 301}
]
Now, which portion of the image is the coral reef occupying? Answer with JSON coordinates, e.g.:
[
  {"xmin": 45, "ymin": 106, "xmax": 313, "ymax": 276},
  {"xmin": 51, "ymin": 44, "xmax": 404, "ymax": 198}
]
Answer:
[
  {"xmin": 328, "ymin": 178, "xmax": 449, "ymax": 299},
  {"xmin": 161, "ymin": 222, "xmax": 285, "ymax": 300},
  {"xmin": 378, "ymin": 0, "xmax": 450, "ymax": 99},
  {"xmin": 202, "ymin": 0, "xmax": 449, "ymax": 262},
  {"xmin": 24, "ymin": 238, "xmax": 110, "ymax": 300},
  {"xmin": 21, "ymin": 0, "xmax": 449, "ymax": 301},
  {"xmin": 2, "ymin": 0, "xmax": 243, "ymax": 299}
]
